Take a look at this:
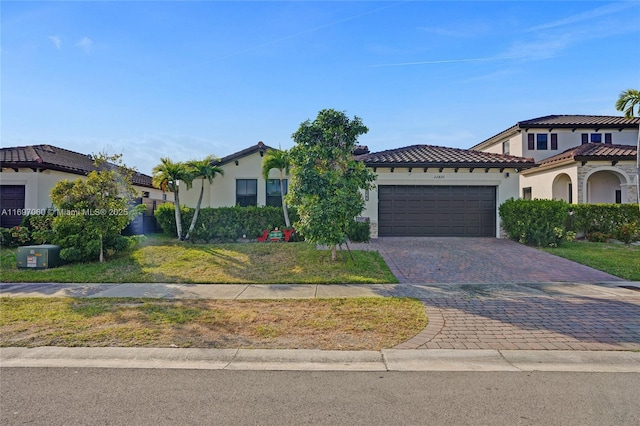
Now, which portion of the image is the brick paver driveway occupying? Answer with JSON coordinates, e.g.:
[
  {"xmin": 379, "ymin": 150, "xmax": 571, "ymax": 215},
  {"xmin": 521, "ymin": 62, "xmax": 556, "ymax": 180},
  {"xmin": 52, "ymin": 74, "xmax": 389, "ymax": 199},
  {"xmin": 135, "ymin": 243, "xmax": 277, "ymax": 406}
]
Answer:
[
  {"xmin": 367, "ymin": 237, "xmax": 622, "ymax": 284},
  {"xmin": 362, "ymin": 238, "xmax": 640, "ymax": 351}
]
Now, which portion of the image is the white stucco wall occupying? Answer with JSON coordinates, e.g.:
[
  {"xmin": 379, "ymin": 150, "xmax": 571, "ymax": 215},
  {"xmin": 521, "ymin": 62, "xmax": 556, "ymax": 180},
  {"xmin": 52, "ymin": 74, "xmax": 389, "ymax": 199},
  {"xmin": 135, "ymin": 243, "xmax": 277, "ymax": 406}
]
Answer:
[
  {"xmin": 180, "ymin": 150, "xmax": 285, "ymax": 208},
  {"xmin": 0, "ymin": 168, "xmax": 172, "ymax": 211},
  {"xmin": 520, "ymin": 164, "xmax": 579, "ymax": 202},
  {"xmin": 360, "ymin": 167, "xmax": 521, "ymax": 238}
]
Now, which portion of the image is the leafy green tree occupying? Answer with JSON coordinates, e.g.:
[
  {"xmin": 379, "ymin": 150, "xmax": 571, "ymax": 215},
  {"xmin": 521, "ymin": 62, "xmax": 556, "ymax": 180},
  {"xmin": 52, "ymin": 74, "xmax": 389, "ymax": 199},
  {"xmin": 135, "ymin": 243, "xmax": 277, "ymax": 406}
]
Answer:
[
  {"xmin": 184, "ymin": 156, "xmax": 223, "ymax": 241},
  {"xmin": 50, "ymin": 153, "xmax": 144, "ymax": 262},
  {"xmin": 152, "ymin": 158, "xmax": 191, "ymax": 240},
  {"xmin": 289, "ymin": 109, "xmax": 376, "ymax": 260},
  {"xmin": 615, "ymin": 88, "xmax": 640, "ymax": 209},
  {"xmin": 262, "ymin": 148, "xmax": 291, "ymax": 228}
]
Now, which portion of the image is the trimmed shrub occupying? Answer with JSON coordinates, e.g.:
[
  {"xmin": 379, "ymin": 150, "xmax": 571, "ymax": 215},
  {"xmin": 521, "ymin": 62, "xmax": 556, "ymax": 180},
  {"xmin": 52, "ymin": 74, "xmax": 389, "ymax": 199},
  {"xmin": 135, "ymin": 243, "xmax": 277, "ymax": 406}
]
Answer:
[
  {"xmin": 347, "ymin": 220, "xmax": 371, "ymax": 243},
  {"xmin": 499, "ymin": 198, "xmax": 571, "ymax": 247},
  {"xmin": 568, "ymin": 204, "xmax": 640, "ymax": 239},
  {"xmin": 154, "ymin": 204, "xmax": 300, "ymax": 242}
]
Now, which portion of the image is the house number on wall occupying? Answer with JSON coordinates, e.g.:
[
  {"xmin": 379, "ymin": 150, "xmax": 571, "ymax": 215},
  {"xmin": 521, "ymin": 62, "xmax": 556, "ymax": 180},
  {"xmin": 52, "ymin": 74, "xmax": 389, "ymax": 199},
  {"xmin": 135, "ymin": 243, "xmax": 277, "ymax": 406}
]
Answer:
[{"xmin": 433, "ymin": 175, "xmax": 445, "ymax": 179}]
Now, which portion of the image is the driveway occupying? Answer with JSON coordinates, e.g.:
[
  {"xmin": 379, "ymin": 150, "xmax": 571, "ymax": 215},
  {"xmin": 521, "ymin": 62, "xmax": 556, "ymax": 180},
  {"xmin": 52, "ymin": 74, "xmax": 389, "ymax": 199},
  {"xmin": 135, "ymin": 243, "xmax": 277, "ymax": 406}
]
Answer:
[{"xmin": 363, "ymin": 237, "xmax": 622, "ymax": 284}]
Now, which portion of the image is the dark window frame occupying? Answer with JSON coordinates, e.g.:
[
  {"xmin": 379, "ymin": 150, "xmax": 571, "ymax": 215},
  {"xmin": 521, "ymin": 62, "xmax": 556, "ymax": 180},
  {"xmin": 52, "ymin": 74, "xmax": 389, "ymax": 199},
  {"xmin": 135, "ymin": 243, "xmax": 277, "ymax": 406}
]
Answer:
[
  {"xmin": 536, "ymin": 134, "xmax": 548, "ymax": 150},
  {"xmin": 266, "ymin": 179, "xmax": 288, "ymax": 207},
  {"xmin": 236, "ymin": 179, "xmax": 258, "ymax": 207}
]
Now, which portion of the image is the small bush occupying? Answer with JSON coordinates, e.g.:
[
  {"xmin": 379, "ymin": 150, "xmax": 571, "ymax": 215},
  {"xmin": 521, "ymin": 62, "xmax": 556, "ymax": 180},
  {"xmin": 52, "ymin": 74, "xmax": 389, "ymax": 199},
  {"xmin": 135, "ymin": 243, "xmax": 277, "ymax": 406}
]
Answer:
[
  {"xmin": 587, "ymin": 232, "xmax": 610, "ymax": 243},
  {"xmin": 347, "ymin": 220, "xmax": 371, "ymax": 243},
  {"xmin": 613, "ymin": 222, "xmax": 639, "ymax": 244}
]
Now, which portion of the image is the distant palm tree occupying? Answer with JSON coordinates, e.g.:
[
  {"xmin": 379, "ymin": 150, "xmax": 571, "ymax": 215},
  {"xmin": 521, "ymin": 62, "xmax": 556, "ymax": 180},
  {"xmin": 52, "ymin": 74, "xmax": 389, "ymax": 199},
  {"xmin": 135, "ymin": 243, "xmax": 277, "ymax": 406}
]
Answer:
[
  {"xmin": 184, "ymin": 156, "xmax": 223, "ymax": 241},
  {"xmin": 152, "ymin": 158, "xmax": 191, "ymax": 240},
  {"xmin": 262, "ymin": 148, "xmax": 291, "ymax": 227},
  {"xmin": 616, "ymin": 89, "xmax": 640, "ymax": 118},
  {"xmin": 615, "ymin": 88, "xmax": 640, "ymax": 209}
]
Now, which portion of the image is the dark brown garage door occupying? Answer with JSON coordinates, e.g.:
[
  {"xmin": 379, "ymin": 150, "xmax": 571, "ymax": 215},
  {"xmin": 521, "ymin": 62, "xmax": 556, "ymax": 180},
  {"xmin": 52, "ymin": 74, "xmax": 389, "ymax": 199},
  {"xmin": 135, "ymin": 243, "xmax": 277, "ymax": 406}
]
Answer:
[
  {"xmin": 0, "ymin": 185, "xmax": 26, "ymax": 228},
  {"xmin": 378, "ymin": 185, "xmax": 496, "ymax": 237}
]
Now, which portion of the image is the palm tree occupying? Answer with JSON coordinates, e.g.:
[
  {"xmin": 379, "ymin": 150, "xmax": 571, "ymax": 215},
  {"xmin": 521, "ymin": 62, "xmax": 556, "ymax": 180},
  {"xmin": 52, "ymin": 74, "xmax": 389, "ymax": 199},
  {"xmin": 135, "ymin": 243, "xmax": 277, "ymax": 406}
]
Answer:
[
  {"xmin": 615, "ymin": 89, "xmax": 640, "ymax": 209},
  {"xmin": 184, "ymin": 156, "xmax": 223, "ymax": 241},
  {"xmin": 262, "ymin": 148, "xmax": 291, "ymax": 227},
  {"xmin": 152, "ymin": 158, "xmax": 191, "ymax": 240}
]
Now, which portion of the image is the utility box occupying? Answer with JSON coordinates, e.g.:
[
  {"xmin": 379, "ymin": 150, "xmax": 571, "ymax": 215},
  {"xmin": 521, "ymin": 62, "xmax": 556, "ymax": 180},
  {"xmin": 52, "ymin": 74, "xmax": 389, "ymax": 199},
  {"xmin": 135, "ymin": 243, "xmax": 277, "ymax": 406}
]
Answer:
[{"xmin": 16, "ymin": 245, "xmax": 62, "ymax": 269}]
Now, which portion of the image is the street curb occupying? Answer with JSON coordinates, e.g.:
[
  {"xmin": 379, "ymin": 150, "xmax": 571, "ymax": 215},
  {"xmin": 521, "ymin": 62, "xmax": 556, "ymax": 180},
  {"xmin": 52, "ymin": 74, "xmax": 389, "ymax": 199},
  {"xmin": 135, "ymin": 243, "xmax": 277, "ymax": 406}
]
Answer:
[{"xmin": 2, "ymin": 347, "xmax": 639, "ymax": 372}]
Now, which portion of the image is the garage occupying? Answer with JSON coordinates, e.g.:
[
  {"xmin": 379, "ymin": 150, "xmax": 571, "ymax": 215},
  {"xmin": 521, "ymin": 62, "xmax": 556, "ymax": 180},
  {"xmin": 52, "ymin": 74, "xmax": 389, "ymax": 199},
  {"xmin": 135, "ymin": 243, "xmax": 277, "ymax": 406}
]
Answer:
[
  {"xmin": 378, "ymin": 185, "xmax": 496, "ymax": 237},
  {"xmin": 0, "ymin": 185, "xmax": 26, "ymax": 228}
]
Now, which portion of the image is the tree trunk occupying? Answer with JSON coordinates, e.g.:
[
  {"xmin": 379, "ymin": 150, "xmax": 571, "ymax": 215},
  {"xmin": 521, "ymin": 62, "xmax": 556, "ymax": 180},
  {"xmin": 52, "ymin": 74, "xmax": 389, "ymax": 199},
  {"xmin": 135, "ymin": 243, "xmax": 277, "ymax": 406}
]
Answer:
[
  {"xmin": 280, "ymin": 171, "xmax": 291, "ymax": 227},
  {"xmin": 185, "ymin": 181, "xmax": 204, "ymax": 241},
  {"xmin": 174, "ymin": 189, "xmax": 183, "ymax": 240},
  {"xmin": 331, "ymin": 245, "xmax": 337, "ymax": 261},
  {"xmin": 99, "ymin": 235, "xmax": 104, "ymax": 263}
]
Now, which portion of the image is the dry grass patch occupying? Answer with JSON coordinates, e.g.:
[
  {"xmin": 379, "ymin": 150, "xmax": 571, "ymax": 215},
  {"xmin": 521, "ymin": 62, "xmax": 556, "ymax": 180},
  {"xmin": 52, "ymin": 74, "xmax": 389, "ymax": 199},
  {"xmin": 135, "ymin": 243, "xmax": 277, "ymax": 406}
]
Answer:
[{"xmin": 0, "ymin": 297, "xmax": 427, "ymax": 350}]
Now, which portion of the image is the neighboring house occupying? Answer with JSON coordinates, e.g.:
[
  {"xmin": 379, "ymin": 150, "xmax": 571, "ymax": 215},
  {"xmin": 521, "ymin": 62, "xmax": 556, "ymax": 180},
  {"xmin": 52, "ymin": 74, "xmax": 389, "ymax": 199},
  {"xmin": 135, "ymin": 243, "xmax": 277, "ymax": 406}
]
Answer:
[
  {"xmin": 0, "ymin": 144, "xmax": 174, "ymax": 229},
  {"xmin": 471, "ymin": 115, "xmax": 640, "ymax": 204},
  {"xmin": 181, "ymin": 141, "xmax": 536, "ymax": 238}
]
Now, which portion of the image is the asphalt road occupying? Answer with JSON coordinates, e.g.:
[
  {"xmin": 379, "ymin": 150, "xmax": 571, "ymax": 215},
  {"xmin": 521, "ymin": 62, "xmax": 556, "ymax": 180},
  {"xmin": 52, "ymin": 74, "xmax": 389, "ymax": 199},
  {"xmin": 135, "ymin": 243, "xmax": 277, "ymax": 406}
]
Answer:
[{"xmin": 2, "ymin": 368, "xmax": 638, "ymax": 425}]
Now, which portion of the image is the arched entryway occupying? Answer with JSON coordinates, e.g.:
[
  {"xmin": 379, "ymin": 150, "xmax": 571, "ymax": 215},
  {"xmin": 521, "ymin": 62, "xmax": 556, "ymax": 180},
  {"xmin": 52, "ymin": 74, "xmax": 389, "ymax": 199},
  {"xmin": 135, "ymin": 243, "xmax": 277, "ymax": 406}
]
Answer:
[
  {"xmin": 552, "ymin": 173, "xmax": 573, "ymax": 202},
  {"xmin": 585, "ymin": 170, "xmax": 626, "ymax": 203}
]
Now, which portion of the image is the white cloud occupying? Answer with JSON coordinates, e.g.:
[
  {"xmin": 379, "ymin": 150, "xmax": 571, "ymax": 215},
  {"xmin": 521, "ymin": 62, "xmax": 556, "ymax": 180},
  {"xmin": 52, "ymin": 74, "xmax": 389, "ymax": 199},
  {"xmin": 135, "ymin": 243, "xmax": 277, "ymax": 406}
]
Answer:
[
  {"xmin": 48, "ymin": 35, "xmax": 62, "ymax": 49},
  {"xmin": 76, "ymin": 37, "xmax": 93, "ymax": 53},
  {"xmin": 526, "ymin": 2, "xmax": 635, "ymax": 32}
]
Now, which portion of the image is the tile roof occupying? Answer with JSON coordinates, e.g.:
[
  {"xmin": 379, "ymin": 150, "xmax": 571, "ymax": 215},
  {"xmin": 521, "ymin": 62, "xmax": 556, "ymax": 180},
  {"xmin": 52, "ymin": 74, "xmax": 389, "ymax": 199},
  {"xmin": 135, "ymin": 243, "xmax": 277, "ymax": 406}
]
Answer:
[
  {"xmin": 355, "ymin": 144, "xmax": 536, "ymax": 168},
  {"xmin": 0, "ymin": 144, "xmax": 155, "ymax": 188},
  {"xmin": 538, "ymin": 143, "xmax": 637, "ymax": 167},
  {"xmin": 473, "ymin": 115, "xmax": 640, "ymax": 150},
  {"xmin": 213, "ymin": 141, "xmax": 274, "ymax": 166}
]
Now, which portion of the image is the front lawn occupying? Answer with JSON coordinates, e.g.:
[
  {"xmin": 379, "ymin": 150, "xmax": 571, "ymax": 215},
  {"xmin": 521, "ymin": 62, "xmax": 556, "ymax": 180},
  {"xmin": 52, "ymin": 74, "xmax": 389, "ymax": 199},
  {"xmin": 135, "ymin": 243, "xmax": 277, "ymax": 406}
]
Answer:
[
  {"xmin": 542, "ymin": 241, "xmax": 640, "ymax": 281},
  {"xmin": 0, "ymin": 236, "xmax": 397, "ymax": 284},
  {"xmin": 0, "ymin": 297, "xmax": 425, "ymax": 350}
]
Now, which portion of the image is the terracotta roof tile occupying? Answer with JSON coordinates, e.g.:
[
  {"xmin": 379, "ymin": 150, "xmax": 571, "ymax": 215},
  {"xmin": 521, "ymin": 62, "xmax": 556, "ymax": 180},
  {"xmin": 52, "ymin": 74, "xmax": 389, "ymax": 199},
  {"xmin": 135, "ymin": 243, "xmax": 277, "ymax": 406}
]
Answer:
[
  {"xmin": 356, "ymin": 144, "xmax": 536, "ymax": 168},
  {"xmin": 538, "ymin": 143, "xmax": 637, "ymax": 166},
  {"xmin": 0, "ymin": 144, "xmax": 154, "ymax": 188}
]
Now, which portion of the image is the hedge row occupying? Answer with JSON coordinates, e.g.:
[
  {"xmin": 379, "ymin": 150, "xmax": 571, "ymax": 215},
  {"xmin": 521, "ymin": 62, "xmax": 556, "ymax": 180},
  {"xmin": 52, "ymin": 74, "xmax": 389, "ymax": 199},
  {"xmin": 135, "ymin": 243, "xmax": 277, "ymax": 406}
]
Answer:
[
  {"xmin": 154, "ymin": 204, "xmax": 300, "ymax": 242},
  {"xmin": 154, "ymin": 204, "xmax": 372, "ymax": 243},
  {"xmin": 499, "ymin": 199, "xmax": 640, "ymax": 246}
]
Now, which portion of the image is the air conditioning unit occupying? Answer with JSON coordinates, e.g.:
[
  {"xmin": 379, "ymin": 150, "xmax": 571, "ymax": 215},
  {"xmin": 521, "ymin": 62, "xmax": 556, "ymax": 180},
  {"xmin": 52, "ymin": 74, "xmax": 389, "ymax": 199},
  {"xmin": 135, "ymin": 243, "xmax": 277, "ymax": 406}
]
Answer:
[{"xmin": 16, "ymin": 245, "xmax": 62, "ymax": 269}]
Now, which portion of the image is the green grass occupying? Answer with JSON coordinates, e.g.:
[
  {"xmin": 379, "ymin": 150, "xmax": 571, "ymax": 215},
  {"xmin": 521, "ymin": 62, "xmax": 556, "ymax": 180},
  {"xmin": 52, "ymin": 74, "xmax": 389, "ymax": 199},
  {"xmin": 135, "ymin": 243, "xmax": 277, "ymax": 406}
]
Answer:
[
  {"xmin": 542, "ymin": 241, "xmax": 640, "ymax": 281},
  {"xmin": 0, "ymin": 235, "xmax": 397, "ymax": 284}
]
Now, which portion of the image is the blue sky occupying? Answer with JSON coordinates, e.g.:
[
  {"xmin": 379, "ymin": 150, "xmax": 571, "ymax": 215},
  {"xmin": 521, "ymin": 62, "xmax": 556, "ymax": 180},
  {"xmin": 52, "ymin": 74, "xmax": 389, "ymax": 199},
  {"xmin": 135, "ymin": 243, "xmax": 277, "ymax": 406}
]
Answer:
[{"xmin": 2, "ymin": 0, "xmax": 639, "ymax": 175}]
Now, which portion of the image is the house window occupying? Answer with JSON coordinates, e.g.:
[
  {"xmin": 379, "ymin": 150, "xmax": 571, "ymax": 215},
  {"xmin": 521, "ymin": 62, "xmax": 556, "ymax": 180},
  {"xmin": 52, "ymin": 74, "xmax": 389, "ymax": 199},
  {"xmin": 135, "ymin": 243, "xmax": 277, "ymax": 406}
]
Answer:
[
  {"xmin": 550, "ymin": 134, "xmax": 558, "ymax": 150},
  {"xmin": 266, "ymin": 179, "xmax": 287, "ymax": 207},
  {"xmin": 527, "ymin": 134, "xmax": 535, "ymax": 150},
  {"xmin": 522, "ymin": 187, "xmax": 532, "ymax": 200},
  {"xmin": 605, "ymin": 133, "xmax": 612, "ymax": 144},
  {"xmin": 236, "ymin": 179, "xmax": 257, "ymax": 207},
  {"xmin": 591, "ymin": 133, "xmax": 602, "ymax": 143},
  {"xmin": 568, "ymin": 183, "xmax": 573, "ymax": 203},
  {"xmin": 502, "ymin": 141, "xmax": 510, "ymax": 155},
  {"xmin": 581, "ymin": 134, "xmax": 589, "ymax": 145},
  {"xmin": 536, "ymin": 134, "xmax": 548, "ymax": 150},
  {"xmin": 615, "ymin": 190, "xmax": 622, "ymax": 204}
]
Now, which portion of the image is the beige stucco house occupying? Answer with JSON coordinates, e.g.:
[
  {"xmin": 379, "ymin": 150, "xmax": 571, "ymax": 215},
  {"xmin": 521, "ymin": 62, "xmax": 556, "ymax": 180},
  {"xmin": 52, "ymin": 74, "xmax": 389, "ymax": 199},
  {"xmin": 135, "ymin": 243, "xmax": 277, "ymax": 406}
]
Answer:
[
  {"xmin": 0, "ymin": 144, "xmax": 173, "ymax": 229},
  {"xmin": 180, "ymin": 141, "xmax": 536, "ymax": 238},
  {"xmin": 471, "ymin": 115, "xmax": 639, "ymax": 205}
]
